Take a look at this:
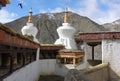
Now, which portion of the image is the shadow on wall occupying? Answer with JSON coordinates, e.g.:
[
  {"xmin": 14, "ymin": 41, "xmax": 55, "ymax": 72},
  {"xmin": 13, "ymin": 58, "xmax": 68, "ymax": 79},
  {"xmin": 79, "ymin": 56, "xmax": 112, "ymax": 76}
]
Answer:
[
  {"xmin": 109, "ymin": 67, "xmax": 120, "ymax": 81},
  {"xmin": 87, "ymin": 59, "xmax": 102, "ymax": 66}
]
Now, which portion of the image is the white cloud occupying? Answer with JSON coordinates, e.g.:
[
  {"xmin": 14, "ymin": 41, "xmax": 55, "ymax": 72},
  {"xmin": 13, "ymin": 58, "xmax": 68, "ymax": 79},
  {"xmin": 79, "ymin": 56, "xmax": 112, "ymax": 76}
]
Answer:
[
  {"xmin": 0, "ymin": 9, "xmax": 18, "ymax": 23},
  {"xmin": 39, "ymin": 7, "xmax": 64, "ymax": 13},
  {"xmin": 69, "ymin": 0, "xmax": 120, "ymax": 24},
  {"xmin": 39, "ymin": 9, "xmax": 47, "ymax": 13},
  {"xmin": 96, "ymin": 0, "xmax": 120, "ymax": 24},
  {"xmin": 58, "ymin": 0, "xmax": 72, "ymax": 3},
  {"xmin": 50, "ymin": 7, "xmax": 63, "ymax": 13},
  {"xmin": 32, "ymin": 0, "xmax": 120, "ymax": 24}
]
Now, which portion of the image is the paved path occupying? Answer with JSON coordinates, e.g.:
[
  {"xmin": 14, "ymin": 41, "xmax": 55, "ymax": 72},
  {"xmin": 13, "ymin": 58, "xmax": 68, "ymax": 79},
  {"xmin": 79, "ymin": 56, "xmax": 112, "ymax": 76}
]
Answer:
[{"xmin": 38, "ymin": 75, "xmax": 64, "ymax": 81}]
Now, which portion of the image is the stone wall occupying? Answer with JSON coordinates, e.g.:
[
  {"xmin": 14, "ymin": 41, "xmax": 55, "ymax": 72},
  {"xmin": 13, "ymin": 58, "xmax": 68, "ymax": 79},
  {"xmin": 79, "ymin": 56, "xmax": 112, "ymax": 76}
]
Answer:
[
  {"xmin": 64, "ymin": 69, "xmax": 91, "ymax": 81},
  {"xmin": 65, "ymin": 63, "xmax": 120, "ymax": 81},
  {"xmin": 55, "ymin": 64, "xmax": 69, "ymax": 76},
  {"xmin": 64, "ymin": 64, "xmax": 109, "ymax": 81},
  {"xmin": 85, "ymin": 64, "xmax": 108, "ymax": 81}
]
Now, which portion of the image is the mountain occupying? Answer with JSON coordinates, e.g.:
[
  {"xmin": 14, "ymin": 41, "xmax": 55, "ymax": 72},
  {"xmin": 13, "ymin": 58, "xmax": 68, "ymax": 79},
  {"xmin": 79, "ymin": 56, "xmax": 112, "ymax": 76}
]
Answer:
[
  {"xmin": 103, "ymin": 19, "xmax": 120, "ymax": 31},
  {"xmin": 5, "ymin": 12, "xmax": 106, "ymax": 44}
]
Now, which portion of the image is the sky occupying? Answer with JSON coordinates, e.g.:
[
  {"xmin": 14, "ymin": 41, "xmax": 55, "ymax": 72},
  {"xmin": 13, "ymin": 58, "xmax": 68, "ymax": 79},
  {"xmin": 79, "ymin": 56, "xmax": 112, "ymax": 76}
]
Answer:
[{"xmin": 0, "ymin": 0, "xmax": 120, "ymax": 24}]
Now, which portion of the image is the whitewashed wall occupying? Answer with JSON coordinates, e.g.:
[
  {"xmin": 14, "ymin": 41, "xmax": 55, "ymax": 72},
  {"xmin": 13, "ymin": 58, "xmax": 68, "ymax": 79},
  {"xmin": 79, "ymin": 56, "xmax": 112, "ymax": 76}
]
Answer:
[
  {"xmin": 3, "ymin": 48, "xmax": 57, "ymax": 81},
  {"xmin": 39, "ymin": 59, "xmax": 56, "ymax": 75},
  {"xmin": 102, "ymin": 39, "xmax": 120, "ymax": 77},
  {"xmin": 3, "ymin": 46, "xmax": 89, "ymax": 81},
  {"xmin": 3, "ymin": 59, "xmax": 58, "ymax": 81},
  {"xmin": 3, "ymin": 61, "xmax": 40, "ymax": 81}
]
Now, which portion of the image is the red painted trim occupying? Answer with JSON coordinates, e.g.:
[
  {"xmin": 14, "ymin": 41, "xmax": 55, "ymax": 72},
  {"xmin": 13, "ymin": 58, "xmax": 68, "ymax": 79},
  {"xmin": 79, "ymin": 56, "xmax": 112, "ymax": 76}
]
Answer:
[
  {"xmin": 0, "ymin": 0, "xmax": 7, "ymax": 6},
  {"xmin": 77, "ymin": 32, "xmax": 120, "ymax": 40},
  {"xmin": 40, "ymin": 46, "xmax": 64, "ymax": 50},
  {"xmin": 0, "ymin": 30, "xmax": 6, "ymax": 41},
  {"xmin": 57, "ymin": 52, "xmax": 84, "ymax": 57},
  {"xmin": 0, "ymin": 22, "xmax": 41, "ymax": 48}
]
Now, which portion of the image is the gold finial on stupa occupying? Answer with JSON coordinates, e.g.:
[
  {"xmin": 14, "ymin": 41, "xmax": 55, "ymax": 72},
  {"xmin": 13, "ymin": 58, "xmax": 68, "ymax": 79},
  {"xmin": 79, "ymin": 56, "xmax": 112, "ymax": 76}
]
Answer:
[
  {"xmin": 64, "ymin": 7, "xmax": 69, "ymax": 23},
  {"xmin": 28, "ymin": 7, "xmax": 33, "ymax": 23}
]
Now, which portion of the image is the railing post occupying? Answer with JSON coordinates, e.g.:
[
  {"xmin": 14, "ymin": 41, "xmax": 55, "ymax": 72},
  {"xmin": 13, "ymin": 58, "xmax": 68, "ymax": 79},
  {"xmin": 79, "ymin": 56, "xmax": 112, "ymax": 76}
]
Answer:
[
  {"xmin": 22, "ymin": 53, "xmax": 25, "ymax": 66},
  {"xmin": 9, "ymin": 53, "xmax": 14, "ymax": 73}
]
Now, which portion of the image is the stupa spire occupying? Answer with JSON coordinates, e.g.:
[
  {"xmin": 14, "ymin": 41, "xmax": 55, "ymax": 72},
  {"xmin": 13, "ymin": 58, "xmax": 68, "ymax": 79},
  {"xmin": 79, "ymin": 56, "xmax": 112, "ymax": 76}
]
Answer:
[
  {"xmin": 64, "ymin": 7, "xmax": 69, "ymax": 23},
  {"xmin": 28, "ymin": 7, "xmax": 33, "ymax": 23}
]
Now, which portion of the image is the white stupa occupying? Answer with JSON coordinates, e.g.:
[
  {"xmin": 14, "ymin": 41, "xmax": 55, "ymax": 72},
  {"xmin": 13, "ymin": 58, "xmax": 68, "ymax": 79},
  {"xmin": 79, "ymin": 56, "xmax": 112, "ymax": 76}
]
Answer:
[
  {"xmin": 21, "ymin": 8, "xmax": 39, "ymax": 43},
  {"xmin": 54, "ymin": 8, "xmax": 77, "ymax": 49}
]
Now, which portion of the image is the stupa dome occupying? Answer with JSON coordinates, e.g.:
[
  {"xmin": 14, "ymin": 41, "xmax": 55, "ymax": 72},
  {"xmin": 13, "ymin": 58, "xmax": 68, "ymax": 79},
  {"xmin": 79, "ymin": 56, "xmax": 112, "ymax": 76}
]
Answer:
[
  {"xmin": 21, "ymin": 23, "xmax": 38, "ymax": 37},
  {"xmin": 57, "ymin": 23, "xmax": 76, "ymax": 39}
]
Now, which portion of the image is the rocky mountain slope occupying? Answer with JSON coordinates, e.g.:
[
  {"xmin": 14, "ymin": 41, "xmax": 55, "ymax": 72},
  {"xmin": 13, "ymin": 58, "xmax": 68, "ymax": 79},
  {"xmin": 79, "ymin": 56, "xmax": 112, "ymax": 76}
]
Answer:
[
  {"xmin": 5, "ymin": 12, "xmax": 106, "ymax": 44},
  {"xmin": 103, "ymin": 19, "xmax": 120, "ymax": 31}
]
